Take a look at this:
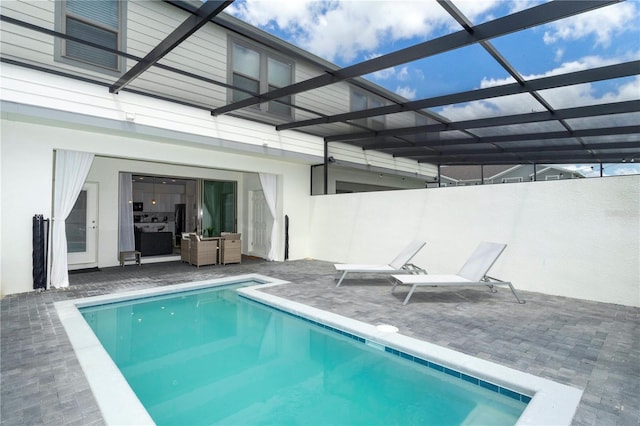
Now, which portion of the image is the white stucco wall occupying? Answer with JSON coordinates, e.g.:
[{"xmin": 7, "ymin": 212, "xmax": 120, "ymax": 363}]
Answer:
[
  {"xmin": 0, "ymin": 117, "xmax": 312, "ymax": 296},
  {"xmin": 308, "ymin": 176, "xmax": 640, "ymax": 307},
  {"xmin": 2, "ymin": 110, "xmax": 638, "ymax": 306}
]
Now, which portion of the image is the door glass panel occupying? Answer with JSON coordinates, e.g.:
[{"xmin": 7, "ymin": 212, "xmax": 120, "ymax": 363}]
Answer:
[
  {"xmin": 66, "ymin": 190, "xmax": 87, "ymax": 252},
  {"xmin": 202, "ymin": 181, "xmax": 236, "ymax": 236}
]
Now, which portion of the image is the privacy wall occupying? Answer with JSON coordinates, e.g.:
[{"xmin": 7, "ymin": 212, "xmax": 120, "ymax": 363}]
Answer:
[{"xmin": 308, "ymin": 176, "xmax": 640, "ymax": 307}]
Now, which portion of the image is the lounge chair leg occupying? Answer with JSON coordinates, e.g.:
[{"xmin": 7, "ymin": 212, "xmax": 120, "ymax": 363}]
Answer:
[
  {"xmin": 391, "ymin": 277, "xmax": 399, "ymax": 293},
  {"xmin": 402, "ymin": 285, "xmax": 417, "ymax": 305},
  {"xmin": 486, "ymin": 275, "xmax": 525, "ymax": 304},
  {"xmin": 336, "ymin": 271, "xmax": 348, "ymax": 287},
  {"xmin": 507, "ymin": 283, "xmax": 526, "ymax": 304}
]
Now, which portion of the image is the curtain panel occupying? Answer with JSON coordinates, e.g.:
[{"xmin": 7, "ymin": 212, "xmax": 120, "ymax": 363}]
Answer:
[
  {"xmin": 118, "ymin": 172, "xmax": 135, "ymax": 252},
  {"xmin": 50, "ymin": 150, "xmax": 95, "ymax": 288},
  {"xmin": 259, "ymin": 173, "xmax": 277, "ymax": 261}
]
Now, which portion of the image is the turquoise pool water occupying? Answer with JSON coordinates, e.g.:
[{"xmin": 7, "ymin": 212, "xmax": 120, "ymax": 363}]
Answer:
[{"xmin": 80, "ymin": 283, "xmax": 527, "ymax": 425}]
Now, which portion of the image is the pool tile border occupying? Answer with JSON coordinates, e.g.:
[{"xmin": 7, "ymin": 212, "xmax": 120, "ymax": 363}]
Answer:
[
  {"xmin": 239, "ymin": 281, "xmax": 585, "ymax": 426},
  {"xmin": 54, "ymin": 275, "xmax": 583, "ymax": 426},
  {"xmin": 54, "ymin": 274, "xmax": 283, "ymax": 426},
  {"xmin": 242, "ymin": 295, "xmax": 532, "ymax": 404}
]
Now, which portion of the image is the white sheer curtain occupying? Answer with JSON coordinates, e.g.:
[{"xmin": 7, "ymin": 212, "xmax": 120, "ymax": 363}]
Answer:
[
  {"xmin": 51, "ymin": 150, "xmax": 95, "ymax": 288},
  {"xmin": 118, "ymin": 172, "xmax": 135, "ymax": 253},
  {"xmin": 259, "ymin": 173, "xmax": 278, "ymax": 261}
]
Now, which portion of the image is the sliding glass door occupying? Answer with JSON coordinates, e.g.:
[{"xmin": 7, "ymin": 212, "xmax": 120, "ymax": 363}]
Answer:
[{"xmin": 202, "ymin": 180, "xmax": 236, "ymax": 236}]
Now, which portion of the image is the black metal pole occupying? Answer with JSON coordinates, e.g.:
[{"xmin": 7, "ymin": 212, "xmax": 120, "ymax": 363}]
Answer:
[
  {"xmin": 284, "ymin": 215, "xmax": 289, "ymax": 261},
  {"xmin": 324, "ymin": 141, "xmax": 329, "ymax": 195},
  {"xmin": 32, "ymin": 214, "xmax": 47, "ymax": 290}
]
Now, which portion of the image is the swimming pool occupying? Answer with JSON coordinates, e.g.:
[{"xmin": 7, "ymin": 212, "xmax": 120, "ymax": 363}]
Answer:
[{"xmin": 55, "ymin": 274, "xmax": 583, "ymax": 425}]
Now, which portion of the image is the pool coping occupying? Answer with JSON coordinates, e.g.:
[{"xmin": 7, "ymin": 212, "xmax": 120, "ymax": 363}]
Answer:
[
  {"xmin": 55, "ymin": 274, "xmax": 583, "ymax": 425},
  {"xmin": 240, "ymin": 281, "xmax": 584, "ymax": 426}
]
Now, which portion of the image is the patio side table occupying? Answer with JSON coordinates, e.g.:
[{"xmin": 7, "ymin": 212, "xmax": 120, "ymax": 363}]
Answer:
[{"xmin": 119, "ymin": 250, "xmax": 141, "ymax": 267}]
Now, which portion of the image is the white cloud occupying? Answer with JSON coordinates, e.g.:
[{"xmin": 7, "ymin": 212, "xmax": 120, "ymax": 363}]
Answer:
[
  {"xmin": 448, "ymin": 0, "xmax": 548, "ymax": 26},
  {"xmin": 563, "ymin": 164, "xmax": 640, "ymax": 177},
  {"xmin": 608, "ymin": 165, "xmax": 640, "ymax": 176},
  {"xmin": 543, "ymin": 2, "xmax": 638, "ymax": 47},
  {"xmin": 397, "ymin": 66, "xmax": 409, "ymax": 81},
  {"xmin": 507, "ymin": 0, "xmax": 550, "ymax": 14},
  {"xmin": 227, "ymin": 0, "xmax": 466, "ymax": 63},
  {"xmin": 481, "ymin": 52, "xmax": 640, "ymax": 86},
  {"xmin": 439, "ymin": 54, "xmax": 640, "ymax": 122},
  {"xmin": 562, "ymin": 164, "xmax": 599, "ymax": 177},
  {"xmin": 395, "ymin": 86, "xmax": 417, "ymax": 100},
  {"xmin": 367, "ymin": 64, "xmax": 411, "ymax": 82},
  {"xmin": 369, "ymin": 67, "xmax": 396, "ymax": 80},
  {"xmin": 364, "ymin": 53, "xmax": 396, "ymax": 80}
]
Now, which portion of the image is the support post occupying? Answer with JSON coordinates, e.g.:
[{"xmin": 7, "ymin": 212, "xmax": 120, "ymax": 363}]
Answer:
[{"xmin": 324, "ymin": 141, "xmax": 329, "ymax": 195}]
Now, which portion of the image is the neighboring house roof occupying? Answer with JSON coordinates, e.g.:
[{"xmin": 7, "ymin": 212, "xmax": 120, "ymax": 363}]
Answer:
[
  {"xmin": 440, "ymin": 165, "xmax": 514, "ymax": 182},
  {"xmin": 533, "ymin": 166, "xmax": 585, "ymax": 178},
  {"xmin": 441, "ymin": 164, "xmax": 585, "ymax": 183}
]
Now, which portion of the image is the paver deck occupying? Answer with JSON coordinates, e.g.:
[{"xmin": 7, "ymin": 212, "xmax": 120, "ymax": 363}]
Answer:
[{"xmin": 1, "ymin": 258, "xmax": 638, "ymax": 425}]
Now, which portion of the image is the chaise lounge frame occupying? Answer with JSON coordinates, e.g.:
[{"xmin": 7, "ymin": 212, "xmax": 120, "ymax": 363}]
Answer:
[
  {"xmin": 391, "ymin": 242, "xmax": 525, "ymax": 305},
  {"xmin": 334, "ymin": 240, "xmax": 426, "ymax": 287}
]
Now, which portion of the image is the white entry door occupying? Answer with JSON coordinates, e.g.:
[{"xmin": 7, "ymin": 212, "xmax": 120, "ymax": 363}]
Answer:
[
  {"xmin": 249, "ymin": 190, "xmax": 268, "ymax": 257},
  {"xmin": 67, "ymin": 182, "xmax": 98, "ymax": 269}
]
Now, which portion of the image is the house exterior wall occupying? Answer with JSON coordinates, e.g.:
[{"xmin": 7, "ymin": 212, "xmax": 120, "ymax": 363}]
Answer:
[
  {"xmin": 308, "ymin": 176, "xmax": 640, "ymax": 307},
  {"xmin": 0, "ymin": 0, "xmax": 436, "ymax": 179},
  {"xmin": 0, "ymin": 114, "xmax": 312, "ymax": 296},
  {"xmin": 0, "ymin": 56, "xmax": 430, "ymax": 297}
]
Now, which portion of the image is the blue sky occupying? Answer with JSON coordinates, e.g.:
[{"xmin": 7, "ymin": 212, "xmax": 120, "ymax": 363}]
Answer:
[{"xmin": 227, "ymin": 0, "xmax": 640, "ymax": 176}]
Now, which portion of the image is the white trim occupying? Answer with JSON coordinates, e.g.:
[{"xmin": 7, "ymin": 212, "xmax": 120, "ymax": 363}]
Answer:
[{"xmin": 0, "ymin": 100, "xmax": 320, "ymax": 164}]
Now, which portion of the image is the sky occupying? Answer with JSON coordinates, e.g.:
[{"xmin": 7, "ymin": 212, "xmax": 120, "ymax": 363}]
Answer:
[{"xmin": 226, "ymin": 0, "xmax": 640, "ymax": 176}]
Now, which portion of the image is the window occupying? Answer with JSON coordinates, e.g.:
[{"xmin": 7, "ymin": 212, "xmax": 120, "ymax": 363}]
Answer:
[
  {"xmin": 57, "ymin": 0, "xmax": 124, "ymax": 72},
  {"xmin": 267, "ymin": 57, "xmax": 292, "ymax": 116},
  {"xmin": 229, "ymin": 40, "xmax": 294, "ymax": 118},
  {"xmin": 350, "ymin": 89, "xmax": 385, "ymax": 130},
  {"xmin": 231, "ymin": 43, "xmax": 260, "ymax": 103}
]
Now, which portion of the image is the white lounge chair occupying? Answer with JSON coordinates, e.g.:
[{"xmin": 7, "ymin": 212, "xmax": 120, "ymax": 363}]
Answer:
[
  {"xmin": 334, "ymin": 240, "xmax": 426, "ymax": 287},
  {"xmin": 391, "ymin": 241, "xmax": 524, "ymax": 305}
]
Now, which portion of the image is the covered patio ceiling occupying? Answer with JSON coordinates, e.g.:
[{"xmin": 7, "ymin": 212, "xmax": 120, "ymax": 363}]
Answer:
[{"xmin": 3, "ymin": 0, "xmax": 638, "ymax": 166}]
